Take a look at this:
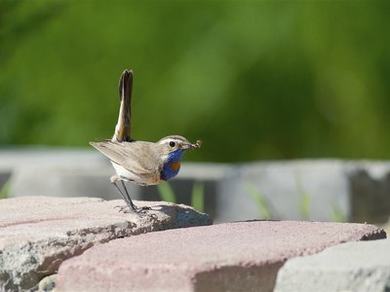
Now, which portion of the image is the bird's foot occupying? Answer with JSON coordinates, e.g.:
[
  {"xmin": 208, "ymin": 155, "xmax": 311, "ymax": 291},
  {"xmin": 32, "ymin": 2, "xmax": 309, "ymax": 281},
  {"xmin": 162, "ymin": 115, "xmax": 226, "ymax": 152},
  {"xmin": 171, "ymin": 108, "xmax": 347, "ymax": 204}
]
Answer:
[
  {"xmin": 134, "ymin": 206, "xmax": 152, "ymax": 216},
  {"xmin": 114, "ymin": 205, "xmax": 132, "ymax": 213},
  {"xmin": 114, "ymin": 205, "xmax": 151, "ymax": 215}
]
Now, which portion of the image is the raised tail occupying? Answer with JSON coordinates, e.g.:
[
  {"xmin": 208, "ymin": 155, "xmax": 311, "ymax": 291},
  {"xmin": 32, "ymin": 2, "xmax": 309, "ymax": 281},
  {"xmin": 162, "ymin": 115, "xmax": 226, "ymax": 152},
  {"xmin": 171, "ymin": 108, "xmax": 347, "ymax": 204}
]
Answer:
[{"xmin": 112, "ymin": 69, "xmax": 133, "ymax": 142}]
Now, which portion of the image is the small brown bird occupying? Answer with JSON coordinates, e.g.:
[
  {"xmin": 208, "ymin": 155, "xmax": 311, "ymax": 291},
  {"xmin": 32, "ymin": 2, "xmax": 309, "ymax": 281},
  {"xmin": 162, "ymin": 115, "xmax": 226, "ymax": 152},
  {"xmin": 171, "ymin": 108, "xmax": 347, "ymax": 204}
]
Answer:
[{"xmin": 90, "ymin": 69, "xmax": 201, "ymax": 213}]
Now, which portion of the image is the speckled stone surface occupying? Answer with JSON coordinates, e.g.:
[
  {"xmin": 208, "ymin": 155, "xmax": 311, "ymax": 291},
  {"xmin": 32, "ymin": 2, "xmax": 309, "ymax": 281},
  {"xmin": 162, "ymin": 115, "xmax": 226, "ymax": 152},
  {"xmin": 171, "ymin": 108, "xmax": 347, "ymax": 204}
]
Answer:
[
  {"xmin": 0, "ymin": 196, "xmax": 211, "ymax": 291},
  {"xmin": 275, "ymin": 238, "xmax": 390, "ymax": 292},
  {"xmin": 56, "ymin": 220, "xmax": 385, "ymax": 292}
]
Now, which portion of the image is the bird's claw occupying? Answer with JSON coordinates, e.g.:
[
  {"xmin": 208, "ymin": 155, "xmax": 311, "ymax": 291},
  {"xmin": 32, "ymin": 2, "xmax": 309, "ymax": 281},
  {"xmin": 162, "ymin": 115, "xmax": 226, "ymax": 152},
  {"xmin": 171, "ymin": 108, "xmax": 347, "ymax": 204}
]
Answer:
[
  {"xmin": 134, "ymin": 206, "xmax": 152, "ymax": 216},
  {"xmin": 114, "ymin": 205, "xmax": 132, "ymax": 213},
  {"xmin": 114, "ymin": 205, "xmax": 152, "ymax": 215}
]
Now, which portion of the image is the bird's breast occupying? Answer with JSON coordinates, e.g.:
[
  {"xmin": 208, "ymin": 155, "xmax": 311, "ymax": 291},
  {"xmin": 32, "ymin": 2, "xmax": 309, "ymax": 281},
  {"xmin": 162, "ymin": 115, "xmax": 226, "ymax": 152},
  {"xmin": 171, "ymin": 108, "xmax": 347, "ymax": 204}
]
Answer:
[
  {"xmin": 160, "ymin": 150, "xmax": 183, "ymax": 181},
  {"xmin": 160, "ymin": 161, "xmax": 181, "ymax": 181},
  {"xmin": 169, "ymin": 161, "xmax": 181, "ymax": 172}
]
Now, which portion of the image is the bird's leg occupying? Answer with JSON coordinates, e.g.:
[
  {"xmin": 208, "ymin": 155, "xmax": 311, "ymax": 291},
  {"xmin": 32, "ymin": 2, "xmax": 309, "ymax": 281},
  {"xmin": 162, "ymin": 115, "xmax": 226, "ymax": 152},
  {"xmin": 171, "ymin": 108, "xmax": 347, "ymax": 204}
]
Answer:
[
  {"xmin": 120, "ymin": 180, "xmax": 151, "ymax": 212},
  {"xmin": 111, "ymin": 175, "xmax": 150, "ymax": 214},
  {"xmin": 120, "ymin": 180, "xmax": 137, "ymax": 211},
  {"xmin": 111, "ymin": 175, "xmax": 136, "ymax": 213}
]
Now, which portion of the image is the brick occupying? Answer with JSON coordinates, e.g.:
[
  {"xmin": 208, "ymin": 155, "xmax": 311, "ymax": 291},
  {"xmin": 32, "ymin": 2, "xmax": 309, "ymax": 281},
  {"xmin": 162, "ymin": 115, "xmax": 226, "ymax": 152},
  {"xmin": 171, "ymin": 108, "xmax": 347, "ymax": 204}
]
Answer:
[
  {"xmin": 0, "ymin": 196, "xmax": 210, "ymax": 290},
  {"xmin": 56, "ymin": 221, "xmax": 385, "ymax": 292}
]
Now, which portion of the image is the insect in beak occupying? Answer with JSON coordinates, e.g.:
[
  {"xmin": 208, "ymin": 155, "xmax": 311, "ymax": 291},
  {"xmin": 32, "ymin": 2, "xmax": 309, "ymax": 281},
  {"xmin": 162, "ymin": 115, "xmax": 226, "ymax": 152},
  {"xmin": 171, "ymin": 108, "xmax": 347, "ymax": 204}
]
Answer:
[
  {"xmin": 193, "ymin": 140, "xmax": 202, "ymax": 148},
  {"xmin": 182, "ymin": 140, "xmax": 202, "ymax": 150}
]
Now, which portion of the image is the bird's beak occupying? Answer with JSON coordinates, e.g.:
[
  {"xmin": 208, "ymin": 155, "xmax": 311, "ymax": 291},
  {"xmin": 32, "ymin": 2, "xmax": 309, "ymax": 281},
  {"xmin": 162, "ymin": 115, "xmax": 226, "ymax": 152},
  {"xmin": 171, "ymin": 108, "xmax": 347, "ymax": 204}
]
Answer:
[{"xmin": 182, "ymin": 140, "xmax": 202, "ymax": 150}]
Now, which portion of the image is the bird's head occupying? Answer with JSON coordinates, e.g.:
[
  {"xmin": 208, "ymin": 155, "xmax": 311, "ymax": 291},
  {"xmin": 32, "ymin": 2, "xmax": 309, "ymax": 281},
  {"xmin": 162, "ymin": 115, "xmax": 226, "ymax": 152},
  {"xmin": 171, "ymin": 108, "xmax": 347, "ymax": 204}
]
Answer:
[
  {"xmin": 157, "ymin": 135, "xmax": 201, "ymax": 158},
  {"xmin": 157, "ymin": 135, "xmax": 201, "ymax": 181}
]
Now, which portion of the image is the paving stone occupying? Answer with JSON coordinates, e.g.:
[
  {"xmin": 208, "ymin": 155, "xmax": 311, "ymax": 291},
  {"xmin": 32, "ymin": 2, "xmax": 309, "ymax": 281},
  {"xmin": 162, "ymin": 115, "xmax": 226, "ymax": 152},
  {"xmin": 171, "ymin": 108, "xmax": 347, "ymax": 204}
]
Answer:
[
  {"xmin": 275, "ymin": 238, "xmax": 390, "ymax": 292},
  {"xmin": 0, "ymin": 196, "xmax": 211, "ymax": 291},
  {"xmin": 56, "ymin": 221, "xmax": 385, "ymax": 292}
]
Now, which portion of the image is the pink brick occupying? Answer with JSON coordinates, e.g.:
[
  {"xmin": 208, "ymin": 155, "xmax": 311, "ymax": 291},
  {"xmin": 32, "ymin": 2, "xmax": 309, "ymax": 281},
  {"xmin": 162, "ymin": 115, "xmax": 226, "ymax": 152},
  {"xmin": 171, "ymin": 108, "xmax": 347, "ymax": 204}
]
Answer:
[
  {"xmin": 0, "ymin": 196, "xmax": 210, "ymax": 290},
  {"xmin": 56, "ymin": 221, "xmax": 385, "ymax": 292}
]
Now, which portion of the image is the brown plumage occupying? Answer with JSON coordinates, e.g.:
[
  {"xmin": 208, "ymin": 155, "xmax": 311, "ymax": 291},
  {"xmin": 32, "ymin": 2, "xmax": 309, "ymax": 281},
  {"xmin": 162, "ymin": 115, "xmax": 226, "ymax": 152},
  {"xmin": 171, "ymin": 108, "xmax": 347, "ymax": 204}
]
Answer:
[
  {"xmin": 90, "ymin": 69, "xmax": 201, "ymax": 213},
  {"xmin": 113, "ymin": 69, "xmax": 133, "ymax": 142}
]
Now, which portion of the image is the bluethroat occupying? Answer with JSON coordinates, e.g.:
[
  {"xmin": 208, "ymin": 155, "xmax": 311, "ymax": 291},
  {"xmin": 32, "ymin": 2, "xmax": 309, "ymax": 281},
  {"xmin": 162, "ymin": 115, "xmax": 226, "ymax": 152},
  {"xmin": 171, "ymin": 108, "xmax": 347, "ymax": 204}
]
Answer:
[{"xmin": 90, "ymin": 69, "xmax": 201, "ymax": 213}]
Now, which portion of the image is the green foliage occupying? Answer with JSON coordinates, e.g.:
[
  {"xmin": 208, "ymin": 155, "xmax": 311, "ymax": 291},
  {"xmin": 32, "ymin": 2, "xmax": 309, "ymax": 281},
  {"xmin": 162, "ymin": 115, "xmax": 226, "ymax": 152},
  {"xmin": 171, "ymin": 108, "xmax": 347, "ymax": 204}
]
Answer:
[
  {"xmin": 298, "ymin": 193, "xmax": 311, "ymax": 220},
  {"xmin": 157, "ymin": 182, "xmax": 176, "ymax": 203},
  {"xmin": 191, "ymin": 182, "xmax": 205, "ymax": 212},
  {"xmin": 245, "ymin": 183, "xmax": 271, "ymax": 219},
  {"xmin": 0, "ymin": 181, "xmax": 10, "ymax": 199},
  {"xmin": 157, "ymin": 181, "xmax": 205, "ymax": 211},
  {"xmin": 331, "ymin": 202, "xmax": 347, "ymax": 222},
  {"xmin": 1, "ymin": 1, "xmax": 390, "ymax": 162},
  {"xmin": 295, "ymin": 174, "xmax": 311, "ymax": 219}
]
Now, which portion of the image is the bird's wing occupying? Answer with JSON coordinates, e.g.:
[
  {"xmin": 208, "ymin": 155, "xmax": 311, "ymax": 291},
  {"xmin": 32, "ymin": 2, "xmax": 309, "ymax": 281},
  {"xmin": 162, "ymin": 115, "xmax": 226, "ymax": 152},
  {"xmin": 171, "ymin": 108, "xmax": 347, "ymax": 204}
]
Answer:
[
  {"xmin": 112, "ymin": 69, "xmax": 133, "ymax": 142},
  {"xmin": 90, "ymin": 140, "xmax": 161, "ymax": 175}
]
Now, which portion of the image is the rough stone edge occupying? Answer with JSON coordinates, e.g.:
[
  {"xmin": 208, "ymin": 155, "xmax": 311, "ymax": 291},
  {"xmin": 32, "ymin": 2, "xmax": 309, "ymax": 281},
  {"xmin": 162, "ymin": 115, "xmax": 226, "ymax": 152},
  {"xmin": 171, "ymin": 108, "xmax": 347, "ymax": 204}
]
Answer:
[
  {"xmin": 359, "ymin": 227, "xmax": 387, "ymax": 241},
  {"xmin": 1, "ymin": 202, "xmax": 211, "ymax": 291}
]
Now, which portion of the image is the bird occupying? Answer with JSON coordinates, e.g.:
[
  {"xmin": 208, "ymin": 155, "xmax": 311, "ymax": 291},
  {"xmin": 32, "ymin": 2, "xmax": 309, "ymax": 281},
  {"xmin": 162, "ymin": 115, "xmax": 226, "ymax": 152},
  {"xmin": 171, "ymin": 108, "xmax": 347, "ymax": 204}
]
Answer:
[{"xmin": 90, "ymin": 69, "xmax": 201, "ymax": 213}]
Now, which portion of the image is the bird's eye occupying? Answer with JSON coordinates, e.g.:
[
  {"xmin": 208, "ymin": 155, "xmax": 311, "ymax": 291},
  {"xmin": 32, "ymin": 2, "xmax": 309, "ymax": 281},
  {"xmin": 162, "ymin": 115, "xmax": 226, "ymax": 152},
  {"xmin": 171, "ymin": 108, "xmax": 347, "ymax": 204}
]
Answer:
[{"xmin": 169, "ymin": 141, "xmax": 176, "ymax": 147}]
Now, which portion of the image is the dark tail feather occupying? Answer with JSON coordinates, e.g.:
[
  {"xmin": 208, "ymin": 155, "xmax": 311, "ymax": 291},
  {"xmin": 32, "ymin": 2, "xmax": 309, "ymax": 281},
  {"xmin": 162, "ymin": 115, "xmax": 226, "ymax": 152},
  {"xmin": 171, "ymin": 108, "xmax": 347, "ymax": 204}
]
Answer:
[{"xmin": 112, "ymin": 69, "xmax": 133, "ymax": 142}]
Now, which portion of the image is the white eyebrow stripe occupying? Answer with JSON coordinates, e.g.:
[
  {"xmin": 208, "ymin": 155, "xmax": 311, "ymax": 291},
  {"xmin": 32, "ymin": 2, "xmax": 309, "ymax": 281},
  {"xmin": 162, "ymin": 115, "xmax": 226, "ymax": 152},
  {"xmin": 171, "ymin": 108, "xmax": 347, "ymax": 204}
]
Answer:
[
  {"xmin": 158, "ymin": 138, "xmax": 185, "ymax": 145},
  {"xmin": 158, "ymin": 138, "xmax": 174, "ymax": 144}
]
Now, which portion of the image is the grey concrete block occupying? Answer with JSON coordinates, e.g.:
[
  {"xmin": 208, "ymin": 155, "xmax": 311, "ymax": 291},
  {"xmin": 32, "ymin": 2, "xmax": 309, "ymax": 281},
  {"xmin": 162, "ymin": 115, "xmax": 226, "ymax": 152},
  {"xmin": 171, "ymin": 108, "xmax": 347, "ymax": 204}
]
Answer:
[
  {"xmin": 346, "ymin": 161, "xmax": 390, "ymax": 223},
  {"xmin": 140, "ymin": 163, "xmax": 233, "ymax": 219},
  {"xmin": 2, "ymin": 149, "xmax": 390, "ymax": 223},
  {"xmin": 0, "ymin": 171, "xmax": 11, "ymax": 192},
  {"xmin": 275, "ymin": 238, "xmax": 390, "ymax": 292},
  {"xmin": 1, "ymin": 149, "xmax": 133, "ymax": 200},
  {"xmin": 217, "ymin": 160, "xmax": 350, "ymax": 222}
]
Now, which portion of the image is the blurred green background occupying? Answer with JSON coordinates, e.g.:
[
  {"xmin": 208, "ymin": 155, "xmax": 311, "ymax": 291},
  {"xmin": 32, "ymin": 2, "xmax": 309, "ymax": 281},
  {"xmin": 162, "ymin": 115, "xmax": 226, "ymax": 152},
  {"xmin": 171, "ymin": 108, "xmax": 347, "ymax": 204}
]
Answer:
[{"xmin": 1, "ymin": 0, "xmax": 389, "ymax": 162}]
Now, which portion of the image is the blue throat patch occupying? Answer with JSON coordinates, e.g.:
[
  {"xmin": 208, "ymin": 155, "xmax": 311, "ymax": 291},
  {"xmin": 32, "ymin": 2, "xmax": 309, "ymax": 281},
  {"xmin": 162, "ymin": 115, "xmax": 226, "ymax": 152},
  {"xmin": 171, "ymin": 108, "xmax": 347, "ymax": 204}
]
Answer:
[{"xmin": 160, "ymin": 149, "xmax": 184, "ymax": 181}]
